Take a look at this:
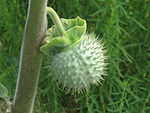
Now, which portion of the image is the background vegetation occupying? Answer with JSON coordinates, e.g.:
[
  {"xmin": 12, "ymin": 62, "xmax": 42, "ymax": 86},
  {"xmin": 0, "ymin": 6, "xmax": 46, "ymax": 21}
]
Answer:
[{"xmin": 0, "ymin": 0, "xmax": 150, "ymax": 113}]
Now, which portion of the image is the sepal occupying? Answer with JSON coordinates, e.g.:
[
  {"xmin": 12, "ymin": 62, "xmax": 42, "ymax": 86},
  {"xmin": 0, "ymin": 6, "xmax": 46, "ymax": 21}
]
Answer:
[{"xmin": 40, "ymin": 17, "xmax": 86, "ymax": 55}]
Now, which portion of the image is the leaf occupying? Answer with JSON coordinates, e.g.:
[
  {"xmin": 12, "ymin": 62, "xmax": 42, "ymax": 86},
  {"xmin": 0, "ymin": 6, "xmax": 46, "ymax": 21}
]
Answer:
[
  {"xmin": 64, "ymin": 26, "xmax": 84, "ymax": 42},
  {"xmin": 0, "ymin": 83, "xmax": 8, "ymax": 99},
  {"xmin": 61, "ymin": 16, "xmax": 86, "ymax": 32},
  {"xmin": 62, "ymin": 17, "xmax": 86, "ymax": 42},
  {"xmin": 46, "ymin": 25, "xmax": 59, "ymax": 40},
  {"xmin": 131, "ymin": 18, "xmax": 147, "ymax": 31},
  {"xmin": 40, "ymin": 36, "xmax": 70, "ymax": 55},
  {"xmin": 40, "ymin": 16, "xmax": 87, "ymax": 54}
]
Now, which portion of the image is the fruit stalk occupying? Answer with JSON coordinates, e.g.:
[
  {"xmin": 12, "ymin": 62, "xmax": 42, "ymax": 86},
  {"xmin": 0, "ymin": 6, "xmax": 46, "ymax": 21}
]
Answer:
[{"xmin": 47, "ymin": 7, "xmax": 65, "ymax": 36}]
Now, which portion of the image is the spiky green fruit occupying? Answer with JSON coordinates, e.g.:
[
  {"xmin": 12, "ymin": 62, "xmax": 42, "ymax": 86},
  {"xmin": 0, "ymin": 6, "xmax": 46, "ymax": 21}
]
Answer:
[
  {"xmin": 44, "ymin": 33, "xmax": 107, "ymax": 93},
  {"xmin": 40, "ymin": 9, "xmax": 107, "ymax": 93}
]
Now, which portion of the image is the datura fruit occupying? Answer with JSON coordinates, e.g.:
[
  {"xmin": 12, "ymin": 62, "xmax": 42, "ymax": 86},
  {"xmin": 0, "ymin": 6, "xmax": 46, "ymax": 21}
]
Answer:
[{"xmin": 40, "ymin": 7, "xmax": 107, "ymax": 93}]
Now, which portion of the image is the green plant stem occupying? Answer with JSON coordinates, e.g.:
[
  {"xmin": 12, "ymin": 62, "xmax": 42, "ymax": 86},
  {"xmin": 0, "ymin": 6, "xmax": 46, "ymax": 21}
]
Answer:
[
  {"xmin": 47, "ymin": 7, "xmax": 65, "ymax": 36},
  {"xmin": 12, "ymin": 0, "xmax": 47, "ymax": 113}
]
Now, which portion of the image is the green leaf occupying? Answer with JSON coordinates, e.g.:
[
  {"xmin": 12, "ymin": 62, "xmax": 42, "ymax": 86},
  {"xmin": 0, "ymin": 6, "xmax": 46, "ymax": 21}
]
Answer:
[
  {"xmin": 61, "ymin": 16, "xmax": 86, "ymax": 32},
  {"xmin": 0, "ymin": 41, "xmax": 2, "ymax": 49},
  {"xmin": 40, "ymin": 36, "xmax": 70, "ymax": 55},
  {"xmin": 46, "ymin": 25, "xmax": 59, "ymax": 41},
  {"xmin": 62, "ymin": 17, "xmax": 86, "ymax": 42},
  {"xmin": 0, "ymin": 83, "xmax": 8, "ymax": 99},
  {"xmin": 63, "ymin": 26, "xmax": 85, "ymax": 43},
  {"xmin": 40, "ymin": 16, "xmax": 87, "ymax": 54}
]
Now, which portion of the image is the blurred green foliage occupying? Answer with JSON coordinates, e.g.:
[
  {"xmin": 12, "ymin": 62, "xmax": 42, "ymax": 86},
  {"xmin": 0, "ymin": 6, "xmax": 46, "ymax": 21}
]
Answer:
[{"xmin": 0, "ymin": 0, "xmax": 150, "ymax": 113}]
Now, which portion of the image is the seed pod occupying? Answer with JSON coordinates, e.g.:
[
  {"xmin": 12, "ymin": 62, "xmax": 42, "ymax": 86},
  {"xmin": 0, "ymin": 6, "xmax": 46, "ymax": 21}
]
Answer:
[
  {"xmin": 41, "ymin": 8, "xmax": 107, "ymax": 93},
  {"xmin": 48, "ymin": 33, "xmax": 107, "ymax": 93}
]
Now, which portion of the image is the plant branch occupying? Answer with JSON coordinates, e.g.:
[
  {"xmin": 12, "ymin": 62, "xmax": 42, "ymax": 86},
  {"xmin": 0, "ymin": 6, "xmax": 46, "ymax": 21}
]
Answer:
[{"xmin": 12, "ymin": 0, "xmax": 47, "ymax": 113}]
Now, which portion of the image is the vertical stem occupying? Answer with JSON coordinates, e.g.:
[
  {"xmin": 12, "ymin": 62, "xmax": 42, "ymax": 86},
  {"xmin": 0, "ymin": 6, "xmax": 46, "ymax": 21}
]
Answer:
[
  {"xmin": 12, "ymin": 0, "xmax": 47, "ymax": 113},
  {"xmin": 47, "ymin": 7, "xmax": 65, "ymax": 36}
]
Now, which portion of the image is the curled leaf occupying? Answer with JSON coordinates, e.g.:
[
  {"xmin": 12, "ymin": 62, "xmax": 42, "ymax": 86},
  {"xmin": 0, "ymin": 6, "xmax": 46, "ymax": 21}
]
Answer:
[
  {"xmin": 0, "ymin": 83, "xmax": 8, "ymax": 99},
  {"xmin": 40, "ymin": 16, "xmax": 87, "ymax": 55}
]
